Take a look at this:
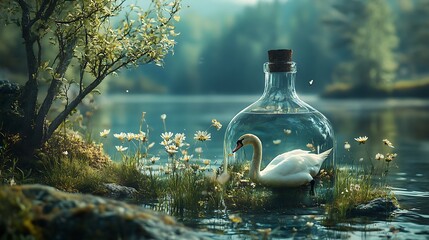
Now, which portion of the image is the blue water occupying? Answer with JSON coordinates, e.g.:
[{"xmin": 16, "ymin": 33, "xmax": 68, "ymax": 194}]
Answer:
[{"xmin": 92, "ymin": 94, "xmax": 429, "ymax": 239}]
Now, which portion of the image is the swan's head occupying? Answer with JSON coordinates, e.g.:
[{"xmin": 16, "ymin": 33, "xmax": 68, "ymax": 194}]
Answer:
[{"xmin": 232, "ymin": 134, "xmax": 257, "ymax": 153}]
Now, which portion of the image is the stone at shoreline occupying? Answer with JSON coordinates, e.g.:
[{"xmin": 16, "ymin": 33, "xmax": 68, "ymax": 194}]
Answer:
[
  {"xmin": 350, "ymin": 197, "xmax": 399, "ymax": 217},
  {"xmin": 103, "ymin": 183, "xmax": 138, "ymax": 200},
  {"xmin": 0, "ymin": 184, "xmax": 210, "ymax": 239}
]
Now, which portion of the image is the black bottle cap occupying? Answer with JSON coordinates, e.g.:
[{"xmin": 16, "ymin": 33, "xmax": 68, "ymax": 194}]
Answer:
[
  {"xmin": 267, "ymin": 49, "xmax": 294, "ymax": 72},
  {"xmin": 268, "ymin": 49, "xmax": 292, "ymax": 62}
]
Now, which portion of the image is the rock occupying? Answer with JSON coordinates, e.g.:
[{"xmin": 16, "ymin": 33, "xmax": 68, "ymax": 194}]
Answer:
[
  {"xmin": 0, "ymin": 184, "xmax": 210, "ymax": 239},
  {"xmin": 103, "ymin": 183, "xmax": 138, "ymax": 200},
  {"xmin": 350, "ymin": 197, "xmax": 399, "ymax": 217},
  {"xmin": 0, "ymin": 79, "xmax": 20, "ymax": 94}
]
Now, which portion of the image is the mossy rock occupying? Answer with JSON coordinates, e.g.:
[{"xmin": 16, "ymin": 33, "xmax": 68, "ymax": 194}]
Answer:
[
  {"xmin": 349, "ymin": 197, "xmax": 399, "ymax": 218},
  {"xmin": 0, "ymin": 184, "xmax": 211, "ymax": 239}
]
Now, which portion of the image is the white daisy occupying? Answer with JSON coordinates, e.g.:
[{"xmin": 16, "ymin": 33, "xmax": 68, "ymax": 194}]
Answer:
[
  {"xmin": 115, "ymin": 145, "xmax": 128, "ymax": 152},
  {"xmin": 113, "ymin": 132, "xmax": 127, "ymax": 142},
  {"xmin": 375, "ymin": 153, "xmax": 384, "ymax": 160},
  {"xmin": 174, "ymin": 133, "xmax": 186, "ymax": 147},
  {"xmin": 354, "ymin": 136, "xmax": 368, "ymax": 144},
  {"xmin": 383, "ymin": 139, "xmax": 395, "ymax": 148},
  {"xmin": 161, "ymin": 132, "xmax": 174, "ymax": 141},
  {"xmin": 126, "ymin": 133, "xmax": 135, "ymax": 141},
  {"xmin": 100, "ymin": 129, "xmax": 110, "ymax": 138},
  {"xmin": 211, "ymin": 119, "xmax": 222, "ymax": 131},
  {"xmin": 150, "ymin": 156, "xmax": 160, "ymax": 164},
  {"xmin": 165, "ymin": 144, "xmax": 178, "ymax": 155},
  {"xmin": 194, "ymin": 130, "xmax": 211, "ymax": 142},
  {"xmin": 180, "ymin": 154, "xmax": 193, "ymax": 162},
  {"xmin": 385, "ymin": 153, "xmax": 397, "ymax": 162},
  {"xmin": 136, "ymin": 131, "xmax": 148, "ymax": 142}
]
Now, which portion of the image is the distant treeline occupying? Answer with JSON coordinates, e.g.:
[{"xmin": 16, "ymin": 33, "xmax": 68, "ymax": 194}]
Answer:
[
  {"xmin": 1, "ymin": 0, "xmax": 428, "ymax": 95},
  {"xmin": 119, "ymin": 0, "xmax": 428, "ymax": 95}
]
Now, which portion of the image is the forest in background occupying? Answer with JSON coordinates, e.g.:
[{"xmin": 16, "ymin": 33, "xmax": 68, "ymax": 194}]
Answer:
[{"xmin": 1, "ymin": 0, "xmax": 428, "ymax": 95}]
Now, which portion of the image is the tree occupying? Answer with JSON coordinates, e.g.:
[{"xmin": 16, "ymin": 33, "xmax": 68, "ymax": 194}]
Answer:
[
  {"xmin": 404, "ymin": 0, "xmax": 429, "ymax": 74},
  {"xmin": 352, "ymin": 0, "xmax": 398, "ymax": 87},
  {"xmin": 199, "ymin": 1, "xmax": 295, "ymax": 94},
  {"xmin": 0, "ymin": 0, "xmax": 181, "ymax": 159},
  {"xmin": 327, "ymin": 0, "xmax": 398, "ymax": 88}
]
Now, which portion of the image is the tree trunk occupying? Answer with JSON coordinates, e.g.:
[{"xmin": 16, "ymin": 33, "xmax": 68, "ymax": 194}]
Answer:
[
  {"xmin": 15, "ymin": 0, "xmax": 41, "ymax": 160},
  {"xmin": 18, "ymin": 0, "xmax": 39, "ymax": 140}
]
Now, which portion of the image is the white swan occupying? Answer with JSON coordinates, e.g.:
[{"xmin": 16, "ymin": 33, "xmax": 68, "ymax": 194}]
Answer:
[{"xmin": 232, "ymin": 134, "xmax": 332, "ymax": 192}]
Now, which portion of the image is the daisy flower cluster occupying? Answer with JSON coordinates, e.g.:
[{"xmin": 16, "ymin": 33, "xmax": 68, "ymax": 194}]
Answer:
[
  {"xmin": 98, "ymin": 113, "xmax": 223, "ymax": 175},
  {"xmin": 113, "ymin": 131, "xmax": 149, "ymax": 143},
  {"xmin": 160, "ymin": 132, "xmax": 188, "ymax": 156},
  {"xmin": 341, "ymin": 183, "xmax": 361, "ymax": 195},
  {"xmin": 156, "ymin": 115, "xmax": 223, "ymax": 173},
  {"xmin": 98, "ymin": 113, "xmax": 155, "ymax": 166},
  {"xmin": 159, "ymin": 115, "xmax": 221, "ymax": 161},
  {"xmin": 330, "ymin": 135, "xmax": 400, "ymax": 222},
  {"xmin": 344, "ymin": 136, "xmax": 397, "ymax": 163},
  {"xmin": 111, "ymin": 131, "xmax": 152, "ymax": 154}
]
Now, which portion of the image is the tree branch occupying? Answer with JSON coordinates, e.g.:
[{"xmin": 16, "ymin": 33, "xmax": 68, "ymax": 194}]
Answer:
[
  {"xmin": 47, "ymin": 74, "xmax": 105, "ymax": 140},
  {"xmin": 32, "ymin": 37, "xmax": 77, "ymax": 147}
]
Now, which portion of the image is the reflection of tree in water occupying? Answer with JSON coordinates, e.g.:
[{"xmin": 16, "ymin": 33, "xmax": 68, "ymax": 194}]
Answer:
[
  {"xmin": 395, "ymin": 107, "xmax": 429, "ymax": 141},
  {"xmin": 330, "ymin": 101, "xmax": 429, "ymax": 176}
]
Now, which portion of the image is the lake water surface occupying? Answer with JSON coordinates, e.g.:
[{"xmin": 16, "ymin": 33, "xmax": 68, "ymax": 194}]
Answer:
[{"xmin": 92, "ymin": 94, "xmax": 429, "ymax": 239}]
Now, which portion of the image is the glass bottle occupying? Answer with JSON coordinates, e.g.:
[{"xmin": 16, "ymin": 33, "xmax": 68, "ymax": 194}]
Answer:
[{"xmin": 223, "ymin": 49, "xmax": 335, "ymax": 201}]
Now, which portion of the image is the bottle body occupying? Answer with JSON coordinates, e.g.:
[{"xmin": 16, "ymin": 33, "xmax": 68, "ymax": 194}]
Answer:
[
  {"xmin": 223, "ymin": 49, "xmax": 335, "ymax": 204},
  {"xmin": 224, "ymin": 97, "xmax": 335, "ymax": 171}
]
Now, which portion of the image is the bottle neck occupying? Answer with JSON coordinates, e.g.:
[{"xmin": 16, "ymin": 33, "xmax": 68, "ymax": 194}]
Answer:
[{"xmin": 261, "ymin": 62, "xmax": 298, "ymax": 100}]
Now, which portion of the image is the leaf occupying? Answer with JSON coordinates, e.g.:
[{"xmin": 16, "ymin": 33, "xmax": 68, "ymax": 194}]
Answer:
[
  {"xmin": 173, "ymin": 15, "xmax": 180, "ymax": 22},
  {"xmin": 91, "ymin": 89, "xmax": 101, "ymax": 95}
]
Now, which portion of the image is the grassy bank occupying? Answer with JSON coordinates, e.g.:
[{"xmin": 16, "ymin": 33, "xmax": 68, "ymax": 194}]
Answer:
[
  {"xmin": 322, "ymin": 76, "xmax": 429, "ymax": 98},
  {"xmin": 1, "ymin": 115, "xmax": 398, "ymax": 224}
]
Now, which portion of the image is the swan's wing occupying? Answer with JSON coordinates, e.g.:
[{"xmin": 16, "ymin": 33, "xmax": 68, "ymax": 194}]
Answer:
[
  {"xmin": 263, "ymin": 148, "xmax": 332, "ymax": 175},
  {"xmin": 302, "ymin": 149, "xmax": 332, "ymax": 176},
  {"xmin": 262, "ymin": 154, "xmax": 309, "ymax": 176},
  {"xmin": 266, "ymin": 149, "xmax": 310, "ymax": 167}
]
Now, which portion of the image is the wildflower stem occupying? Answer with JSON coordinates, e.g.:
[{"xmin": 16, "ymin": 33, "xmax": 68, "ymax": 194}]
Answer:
[
  {"xmin": 162, "ymin": 119, "xmax": 167, "ymax": 132},
  {"xmin": 365, "ymin": 148, "xmax": 375, "ymax": 175}
]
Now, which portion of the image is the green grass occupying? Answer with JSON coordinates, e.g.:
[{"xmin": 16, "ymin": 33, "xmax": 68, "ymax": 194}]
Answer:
[
  {"xmin": 324, "ymin": 168, "xmax": 392, "ymax": 224},
  {"xmin": 0, "ymin": 133, "xmax": 31, "ymax": 186},
  {"xmin": 324, "ymin": 137, "xmax": 399, "ymax": 223},
  {"xmin": 40, "ymin": 158, "xmax": 107, "ymax": 194},
  {"xmin": 155, "ymin": 168, "xmax": 223, "ymax": 215}
]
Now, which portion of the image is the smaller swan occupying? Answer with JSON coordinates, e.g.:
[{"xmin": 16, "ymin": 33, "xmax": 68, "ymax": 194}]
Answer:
[{"xmin": 233, "ymin": 134, "xmax": 332, "ymax": 193}]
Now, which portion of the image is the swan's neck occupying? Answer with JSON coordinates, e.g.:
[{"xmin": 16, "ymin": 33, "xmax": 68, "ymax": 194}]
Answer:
[{"xmin": 249, "ymin": 137, "xmax": 262, "ymax": 182}]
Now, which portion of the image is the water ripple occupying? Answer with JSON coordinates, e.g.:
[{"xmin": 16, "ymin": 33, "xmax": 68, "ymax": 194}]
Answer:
[{"xmin": 391, "ymin": 187, "xmax": 429, "ymax": 197}]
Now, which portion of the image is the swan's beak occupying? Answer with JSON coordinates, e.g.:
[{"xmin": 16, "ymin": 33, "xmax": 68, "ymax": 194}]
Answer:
[{"xmin": 232, "ymin": 141, "xmax": 243, "ymax": 153}]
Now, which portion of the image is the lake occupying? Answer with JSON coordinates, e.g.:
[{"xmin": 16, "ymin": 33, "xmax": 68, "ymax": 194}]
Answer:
[{"xmin": 92, "ymin": 94, "xmax": 429, "ymax": 239}]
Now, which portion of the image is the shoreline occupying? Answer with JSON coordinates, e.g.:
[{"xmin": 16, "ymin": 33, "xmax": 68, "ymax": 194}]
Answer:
[{"xmin": 322, "ymin": 79, "xmax": 429, "ymax": 99}]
